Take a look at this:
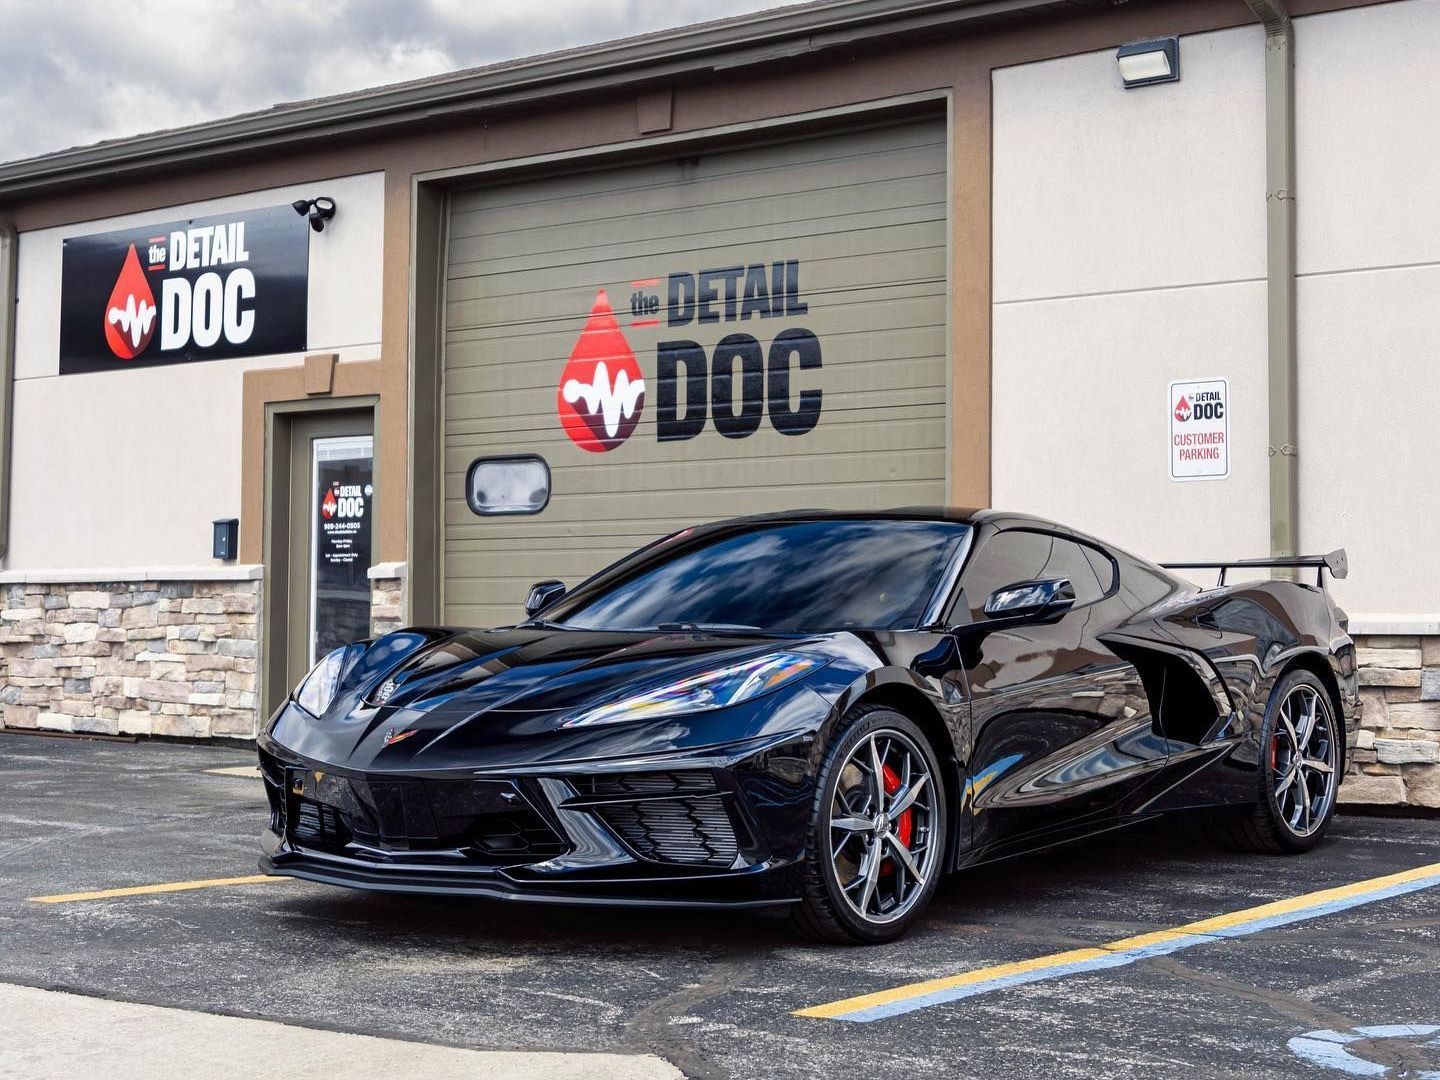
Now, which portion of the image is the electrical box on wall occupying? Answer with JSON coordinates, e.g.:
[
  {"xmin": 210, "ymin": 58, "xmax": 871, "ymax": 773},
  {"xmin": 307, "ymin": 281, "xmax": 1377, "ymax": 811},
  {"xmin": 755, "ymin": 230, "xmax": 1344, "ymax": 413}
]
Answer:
[{"xmin": 212, "ymin": 518, "xmax": 238, "ymax": 561}]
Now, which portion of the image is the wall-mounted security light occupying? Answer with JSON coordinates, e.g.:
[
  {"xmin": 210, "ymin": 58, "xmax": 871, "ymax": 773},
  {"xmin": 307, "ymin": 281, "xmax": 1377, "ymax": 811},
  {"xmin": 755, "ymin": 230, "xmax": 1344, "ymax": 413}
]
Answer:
[
  {"xmin": 1117, "ymin": 36, "xmax": 1180, "ymax": 88},
  {"xmin": 291, "ymin": 196, "xmax": 337, "ymax": 233}
]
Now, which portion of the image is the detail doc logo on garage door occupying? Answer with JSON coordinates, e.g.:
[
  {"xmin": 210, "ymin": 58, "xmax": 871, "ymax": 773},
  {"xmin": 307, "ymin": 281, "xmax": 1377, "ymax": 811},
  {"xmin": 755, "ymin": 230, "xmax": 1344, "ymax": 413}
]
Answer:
[
  {"xmin": 557, "ymin": 291, "xmax": 647, "ymax": 453},
  {"xmin": 556, "ymin": 260, "xmax": 822, "ymax": 453},
  {"xmin": 58, "ymin": 205, "xmax": 309, "ymax": 375}
]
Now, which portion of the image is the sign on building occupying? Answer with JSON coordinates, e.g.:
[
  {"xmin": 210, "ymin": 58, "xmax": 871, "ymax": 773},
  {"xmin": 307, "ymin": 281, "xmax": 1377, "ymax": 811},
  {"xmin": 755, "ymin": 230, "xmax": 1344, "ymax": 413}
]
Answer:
[
  {"xmin": 1169, "ymin": 377, "xmax": 1229, "ymax": 481},
  {"xmin": 312, "ymin": 436, "xmax": 373, "ymax": 662},
  {"xmin": 58, "ymin": 205, "xmax": 309, "ymax": 374}
]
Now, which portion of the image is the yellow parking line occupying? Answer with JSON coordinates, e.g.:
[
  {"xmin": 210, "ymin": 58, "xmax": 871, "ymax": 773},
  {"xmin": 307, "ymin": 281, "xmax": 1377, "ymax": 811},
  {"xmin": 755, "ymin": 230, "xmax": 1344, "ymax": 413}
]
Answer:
[
  {"xmin": 796, "ymin": 860, "xmax": 1440, "ymax": 1022},
  {"xmin": 29, "ymin": 874, "xmax": 291, "ymax": 904}
]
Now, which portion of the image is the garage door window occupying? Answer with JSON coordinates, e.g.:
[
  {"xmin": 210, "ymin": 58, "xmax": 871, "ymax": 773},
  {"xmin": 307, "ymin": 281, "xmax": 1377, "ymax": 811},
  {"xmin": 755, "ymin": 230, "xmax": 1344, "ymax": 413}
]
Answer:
[{"xmin": 466, "ymin": 456, "xmax": 550, "ymax": 515}]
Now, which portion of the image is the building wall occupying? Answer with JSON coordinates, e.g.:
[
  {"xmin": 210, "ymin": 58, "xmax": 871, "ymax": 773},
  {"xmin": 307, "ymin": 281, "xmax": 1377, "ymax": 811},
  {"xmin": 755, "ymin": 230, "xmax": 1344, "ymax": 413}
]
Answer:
[
  {"xmin": 991, "ymin": 4, "xmax": 1438, "ymax": 628},
  {"xmin": 0, "ymin": 173, "xmax": 385, "ymax": 738},
  {"xmin": 990, "ymin": 23, "xmax": 1269, "ymax": 564},
  {"xmin": 1295, "ymin": 0, "xmax": 1440, "ymax": 623},
  {"xmin": 7, "ymin": 172, "xmax": 385, "ymax": 570}
]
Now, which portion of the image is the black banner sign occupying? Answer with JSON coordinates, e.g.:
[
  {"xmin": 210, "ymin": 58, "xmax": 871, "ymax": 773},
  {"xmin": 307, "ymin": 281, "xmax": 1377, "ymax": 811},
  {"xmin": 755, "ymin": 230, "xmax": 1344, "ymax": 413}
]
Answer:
[{"xmin": 59, "ymin": 205, "xmax": 309, "ymax": 375}]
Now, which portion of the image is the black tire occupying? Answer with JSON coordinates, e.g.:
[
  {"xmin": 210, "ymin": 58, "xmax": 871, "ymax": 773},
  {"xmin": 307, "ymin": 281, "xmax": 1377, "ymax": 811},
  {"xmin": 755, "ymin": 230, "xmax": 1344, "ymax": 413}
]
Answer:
[
  {"xmin": 1207, "ymin": 668, "xmax": 1340, "ymax": 855},
  {"xmin": 791, "ymin": 704, "xmax": 947, "ymax": 944}
]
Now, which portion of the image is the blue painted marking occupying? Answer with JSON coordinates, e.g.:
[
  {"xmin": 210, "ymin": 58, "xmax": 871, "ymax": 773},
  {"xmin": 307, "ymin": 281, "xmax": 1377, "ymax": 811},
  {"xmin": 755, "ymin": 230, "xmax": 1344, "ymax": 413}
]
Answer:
[{"xmin": 1288, "ymin": 1024, "xmax": 1440, "ymax": 1077}]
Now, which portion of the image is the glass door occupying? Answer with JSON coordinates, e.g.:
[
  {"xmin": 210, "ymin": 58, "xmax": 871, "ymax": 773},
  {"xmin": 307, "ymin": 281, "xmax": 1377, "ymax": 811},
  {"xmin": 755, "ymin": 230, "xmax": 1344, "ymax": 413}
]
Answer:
[
  {"xmin": 308, "ymin": 434, "xmax": 374, "ymax": 664},
  {"xmin": 285, "ymin": 411, "xmax": 374, "ymax": 692}
]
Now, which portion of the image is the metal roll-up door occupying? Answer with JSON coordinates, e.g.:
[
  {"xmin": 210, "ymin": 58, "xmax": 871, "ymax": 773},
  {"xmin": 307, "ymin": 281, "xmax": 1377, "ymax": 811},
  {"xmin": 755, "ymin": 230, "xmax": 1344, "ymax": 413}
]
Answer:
[{"xmin": 442, "ymin": 118, "xmax": 949, "ymax": 627}]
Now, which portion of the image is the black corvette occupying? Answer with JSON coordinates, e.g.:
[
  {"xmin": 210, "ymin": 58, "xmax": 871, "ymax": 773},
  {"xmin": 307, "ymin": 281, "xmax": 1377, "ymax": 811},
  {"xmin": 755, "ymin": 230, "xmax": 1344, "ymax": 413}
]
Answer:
[{"xmin": 258, "ymin": 510, "xmax": 1360, "ymax": 943}]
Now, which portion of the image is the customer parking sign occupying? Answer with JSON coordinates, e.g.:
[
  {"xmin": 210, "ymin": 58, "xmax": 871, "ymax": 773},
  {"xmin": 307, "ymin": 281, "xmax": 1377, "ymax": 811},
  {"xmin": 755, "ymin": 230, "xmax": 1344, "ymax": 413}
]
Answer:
[{"xmin": 1169, "ymin": 377, "xmax": 1229, "ymax": 481}]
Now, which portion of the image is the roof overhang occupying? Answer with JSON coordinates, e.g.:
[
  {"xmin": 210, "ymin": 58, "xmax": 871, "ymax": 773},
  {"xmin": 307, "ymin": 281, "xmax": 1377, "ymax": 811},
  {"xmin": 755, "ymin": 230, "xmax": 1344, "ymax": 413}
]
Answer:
[{"xmin": 0, "ymin": 0, "xmax": 1100, "ymax": 201}]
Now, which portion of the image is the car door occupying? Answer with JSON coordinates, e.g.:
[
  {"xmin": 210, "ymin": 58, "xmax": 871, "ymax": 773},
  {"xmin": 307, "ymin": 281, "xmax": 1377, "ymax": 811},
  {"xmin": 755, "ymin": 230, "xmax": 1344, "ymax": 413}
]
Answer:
[{"xmin": 952, "ymin": 529, "xmax": 1172, "ymax": 854}]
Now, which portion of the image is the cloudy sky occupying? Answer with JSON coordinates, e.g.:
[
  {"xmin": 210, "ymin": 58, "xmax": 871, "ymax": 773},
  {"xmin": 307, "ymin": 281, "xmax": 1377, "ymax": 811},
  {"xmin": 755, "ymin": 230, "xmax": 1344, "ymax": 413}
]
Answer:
[{"xmin": 0, "ymin": 0, "xmax": 793, "ymax": 165}]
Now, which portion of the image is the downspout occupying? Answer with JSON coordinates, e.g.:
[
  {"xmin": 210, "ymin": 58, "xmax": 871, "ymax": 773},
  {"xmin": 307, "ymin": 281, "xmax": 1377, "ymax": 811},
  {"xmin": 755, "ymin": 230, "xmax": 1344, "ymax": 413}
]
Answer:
[
  {"xmin": 0, "ymin": 223, "xmax": 16, "ymax": 564},
  {"xmin": 1244, "ymin": 0, "xmax": 1299, "ymax": 562}
]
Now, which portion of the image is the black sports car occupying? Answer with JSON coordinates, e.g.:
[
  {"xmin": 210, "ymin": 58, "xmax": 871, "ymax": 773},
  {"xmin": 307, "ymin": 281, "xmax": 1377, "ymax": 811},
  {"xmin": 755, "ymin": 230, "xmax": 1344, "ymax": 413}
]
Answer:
[{"xmin": 258, "ymin": 510, "xmax": 1360, "ymax": 943}]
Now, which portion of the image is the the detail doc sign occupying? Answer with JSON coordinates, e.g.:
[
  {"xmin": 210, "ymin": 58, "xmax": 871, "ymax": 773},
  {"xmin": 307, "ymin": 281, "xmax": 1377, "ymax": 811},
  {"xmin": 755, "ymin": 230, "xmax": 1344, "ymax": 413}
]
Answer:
[
  {"xmin": 1169, "ymin": 376, "xmax": 1230, "ymax": 481},
  {"xmin": 556, "ymin": 260, "xmax": 822, "ymax": 453},
  {"xmin": 58, "ymin": 205, "xmax": 309, "ymax": 375}
]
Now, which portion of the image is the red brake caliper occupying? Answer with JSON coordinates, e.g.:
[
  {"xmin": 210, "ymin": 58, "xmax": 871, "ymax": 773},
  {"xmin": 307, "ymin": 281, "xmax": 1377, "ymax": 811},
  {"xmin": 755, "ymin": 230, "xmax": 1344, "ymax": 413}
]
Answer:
[{"xmin": 880, "ymin": 763, "xmax": 914, "ymax": 875}]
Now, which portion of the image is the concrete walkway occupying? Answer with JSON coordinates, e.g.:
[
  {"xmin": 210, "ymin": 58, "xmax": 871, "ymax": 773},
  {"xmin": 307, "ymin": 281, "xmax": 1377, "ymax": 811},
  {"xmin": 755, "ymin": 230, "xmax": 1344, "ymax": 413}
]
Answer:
[{"xmin": 0, "ymin": 984, "xmax": 683, "ymax": 1080}]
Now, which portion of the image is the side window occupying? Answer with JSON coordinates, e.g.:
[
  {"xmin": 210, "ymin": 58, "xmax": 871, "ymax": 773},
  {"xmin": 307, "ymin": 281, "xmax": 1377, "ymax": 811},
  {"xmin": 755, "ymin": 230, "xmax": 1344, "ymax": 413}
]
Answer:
[
  {"xmin": 954, "ymin": 530, "xmax": 1109, "ymax": 621},
  {"xmin": 1083, "ymin": 544, "xmax": 1118, "ymax": 596},
  {"xmin": 1116, "ymin": 555, "xmax": 1184, "ymax": 610}
]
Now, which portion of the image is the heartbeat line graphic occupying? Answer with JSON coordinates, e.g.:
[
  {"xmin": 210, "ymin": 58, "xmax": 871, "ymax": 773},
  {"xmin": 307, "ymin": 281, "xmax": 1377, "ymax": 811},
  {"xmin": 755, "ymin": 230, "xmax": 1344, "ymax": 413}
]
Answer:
[
  {"xmin": 107, "ymin": 295, "xmax": 157, "ymax": 350},
  {"xmin": 562, "ymin": 361, "xmax": 645, "ymax": 439}
]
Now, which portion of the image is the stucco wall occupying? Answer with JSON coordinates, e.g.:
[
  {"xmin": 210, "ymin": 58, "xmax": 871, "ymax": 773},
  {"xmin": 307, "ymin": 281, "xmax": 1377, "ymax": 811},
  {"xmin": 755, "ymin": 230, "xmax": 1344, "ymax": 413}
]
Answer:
[
  {"xmin": 6, "ymin": 172, "xmax": 385, "ymax": 571},
  {"xmin": 991, "ymin": 4, "xmax": 1437, "ymax": 625},
  {"xmin": 990, "ymin": 23, "xmax": 1270, "ymax": 567},
  {"xmin": 1294, "ymin": 0, "xmax": 1440, "ymax": 622}
]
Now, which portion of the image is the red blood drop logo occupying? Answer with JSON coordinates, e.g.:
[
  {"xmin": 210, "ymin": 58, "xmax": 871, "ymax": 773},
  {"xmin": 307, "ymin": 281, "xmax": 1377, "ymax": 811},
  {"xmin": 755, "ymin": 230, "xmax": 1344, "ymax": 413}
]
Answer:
[
  {"xmin": 1174, "ymin": 395, "xmax": 1191, "ymax": 423},
  {"xmin": 321, "ymin": 488, "xmax": 338, "ymax": 519},
  {"xmin": 557, "ymin": 290, "xmax": 645, "ymax": 453},
  {"xmin": 103, "ymin": 244, "xmax": 158, "ymax": 360}
]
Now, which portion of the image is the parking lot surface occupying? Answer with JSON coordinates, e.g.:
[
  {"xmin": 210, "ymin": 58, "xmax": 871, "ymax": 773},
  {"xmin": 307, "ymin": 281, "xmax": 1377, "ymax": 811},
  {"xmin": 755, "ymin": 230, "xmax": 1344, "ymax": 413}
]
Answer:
[{"xmin": 2, "ymin": 732, "xmax": 1439, "ymax": 1079}]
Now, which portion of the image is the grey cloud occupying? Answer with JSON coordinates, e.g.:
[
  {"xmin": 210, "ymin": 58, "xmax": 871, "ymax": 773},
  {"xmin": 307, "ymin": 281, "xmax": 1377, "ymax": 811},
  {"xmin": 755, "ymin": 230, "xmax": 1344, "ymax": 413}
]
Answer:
[{"xmin": 0, "ymin": 0, "xmax": 791, "ymax": 165}]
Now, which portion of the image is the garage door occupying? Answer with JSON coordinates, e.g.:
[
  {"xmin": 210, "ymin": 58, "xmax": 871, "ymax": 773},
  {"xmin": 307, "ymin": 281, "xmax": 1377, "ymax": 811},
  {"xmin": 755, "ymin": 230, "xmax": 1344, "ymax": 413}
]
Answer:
[{"xmin": 442, "ymin": 118, "xmax": 949, "ymax": 627}]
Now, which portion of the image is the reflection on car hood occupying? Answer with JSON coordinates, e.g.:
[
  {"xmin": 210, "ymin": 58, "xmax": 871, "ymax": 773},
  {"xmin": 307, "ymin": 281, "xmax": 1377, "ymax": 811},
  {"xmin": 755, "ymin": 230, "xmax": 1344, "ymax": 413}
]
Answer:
[
  {"xmin": 371, "ymin": 626, "xmax": 799, "ymax": 713},
  {"xmin": 268, "ymin": 625, "xmax": 857, "ymax": 771}
]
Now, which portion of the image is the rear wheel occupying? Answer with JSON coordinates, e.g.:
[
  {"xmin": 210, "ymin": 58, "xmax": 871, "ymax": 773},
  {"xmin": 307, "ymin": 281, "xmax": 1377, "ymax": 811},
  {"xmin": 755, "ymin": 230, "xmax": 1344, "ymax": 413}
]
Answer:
[
  {"xmin": 792, "ymin": 705, "xmax": 947, "ymax": 944},
  {"xmin": 1208, "ymin": 669, "xmax": 1340, "ymax": 854}
]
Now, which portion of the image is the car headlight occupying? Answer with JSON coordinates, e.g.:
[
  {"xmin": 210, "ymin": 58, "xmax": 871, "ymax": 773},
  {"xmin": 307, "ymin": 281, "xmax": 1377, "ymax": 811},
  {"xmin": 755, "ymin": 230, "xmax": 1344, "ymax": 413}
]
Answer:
[
  {"xmin": 564, "ymin": 651, "xmax": 827, "ymax": 728},
  {"xmin": 294, "ymin": 643, "xmax": 367, "ymax": 717}
]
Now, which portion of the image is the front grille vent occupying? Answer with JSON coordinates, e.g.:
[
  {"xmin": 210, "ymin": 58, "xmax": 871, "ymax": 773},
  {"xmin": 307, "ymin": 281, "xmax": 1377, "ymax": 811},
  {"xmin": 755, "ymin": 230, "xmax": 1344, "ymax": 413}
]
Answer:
[
  {"xmin": 592, "ymin": 797, "xmax": 738, "ymax": 868},
  {"xmin": 468, "ymin": 810, "xmax": 568, "ymax": 857},
  {"xmin": 573, "ymin": 771, "xmax": 719, "ymax": 798},
  {"xmin": 292, "ymin": 799, "xmax": 348, "ymax": 850},
  {"xmin": 578, "ymin": 771, "xmax": 738, "ymax": 868}
]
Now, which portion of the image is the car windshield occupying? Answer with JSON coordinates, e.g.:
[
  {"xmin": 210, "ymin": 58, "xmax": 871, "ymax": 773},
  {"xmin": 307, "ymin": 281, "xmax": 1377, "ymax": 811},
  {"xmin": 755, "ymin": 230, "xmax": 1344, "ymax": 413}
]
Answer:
[{"xmin": 554, "ymin": 519, "xmax": 971, "ymax": 633}]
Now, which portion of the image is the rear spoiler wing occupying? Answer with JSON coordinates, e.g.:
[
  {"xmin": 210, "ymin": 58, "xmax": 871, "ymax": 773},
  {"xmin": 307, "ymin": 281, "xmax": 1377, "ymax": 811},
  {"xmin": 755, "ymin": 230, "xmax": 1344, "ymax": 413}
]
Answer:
[{"xmin": 1161, "ymin": 549, "xmax": 1348, "ymax": 588}]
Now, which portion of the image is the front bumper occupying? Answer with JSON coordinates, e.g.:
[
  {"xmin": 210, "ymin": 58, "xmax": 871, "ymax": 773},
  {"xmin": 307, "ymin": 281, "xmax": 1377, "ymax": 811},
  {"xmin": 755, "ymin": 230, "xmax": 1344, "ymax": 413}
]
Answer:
[{"xmin": 257, "ymin": 731, "xmax": 814, "ymax": 909}]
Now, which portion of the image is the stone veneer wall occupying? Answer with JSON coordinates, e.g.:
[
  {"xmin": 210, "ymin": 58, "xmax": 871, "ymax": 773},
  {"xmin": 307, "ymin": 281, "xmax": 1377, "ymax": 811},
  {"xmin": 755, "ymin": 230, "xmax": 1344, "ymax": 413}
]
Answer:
[
  {"xmin": 0, "ymin": 579, "xmax": 261, "ymax": 739},
  {"xmin": 368, "ymin": 569, "xmax": 406, "ymax": 638},
  {"xmin": 1339, "ymin": 634, "xmax": 1440, "ymax": 810}
]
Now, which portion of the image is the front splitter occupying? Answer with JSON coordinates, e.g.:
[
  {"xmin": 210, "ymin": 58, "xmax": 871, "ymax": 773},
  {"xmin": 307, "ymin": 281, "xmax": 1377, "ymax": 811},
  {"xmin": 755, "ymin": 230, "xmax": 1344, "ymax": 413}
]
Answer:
[{"xmin": 260, "ymin": 851, "xmax": 799, "ymax": 910}]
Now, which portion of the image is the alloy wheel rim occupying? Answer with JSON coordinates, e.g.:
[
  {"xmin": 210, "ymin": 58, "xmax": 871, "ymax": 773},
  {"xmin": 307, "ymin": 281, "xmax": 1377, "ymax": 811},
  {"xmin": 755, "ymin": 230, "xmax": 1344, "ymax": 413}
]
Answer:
[
  {"xmin": 1271, "ymin": 684, "xmax": 1338, "ymax": 837},
  {"xmin": 828, "ymin": 729, "xmax": 938, "ymax": 925}
]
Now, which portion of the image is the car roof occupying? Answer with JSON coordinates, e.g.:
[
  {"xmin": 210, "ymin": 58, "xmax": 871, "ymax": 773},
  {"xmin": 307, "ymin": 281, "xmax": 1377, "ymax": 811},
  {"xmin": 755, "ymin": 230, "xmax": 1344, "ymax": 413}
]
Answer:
[
  {"xmin": 685, "ymin": 508, "xmax": 1165, "ymax": 573},
  {"xmin": 695, "ymin": 507, "xmax": 1073, "ymax": 533}
]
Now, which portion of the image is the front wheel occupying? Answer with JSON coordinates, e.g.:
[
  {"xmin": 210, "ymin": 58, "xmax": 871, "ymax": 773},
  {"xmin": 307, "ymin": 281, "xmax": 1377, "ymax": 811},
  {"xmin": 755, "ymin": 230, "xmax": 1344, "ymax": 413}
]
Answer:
[
  {"xmin": 792, "ymin": 705, "xmax": 947, "ymax": 944},
  {"xmin": 1209, "ymin": 668, "xmax": 1341, "ymax": 854}
]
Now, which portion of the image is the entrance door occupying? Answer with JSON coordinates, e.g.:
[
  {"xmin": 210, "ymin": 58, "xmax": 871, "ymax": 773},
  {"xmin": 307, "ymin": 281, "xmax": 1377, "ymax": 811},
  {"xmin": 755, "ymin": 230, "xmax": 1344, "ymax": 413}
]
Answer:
[{"xmin": 285, "ymin": 412, "xmax": 374, "ymax": 689}]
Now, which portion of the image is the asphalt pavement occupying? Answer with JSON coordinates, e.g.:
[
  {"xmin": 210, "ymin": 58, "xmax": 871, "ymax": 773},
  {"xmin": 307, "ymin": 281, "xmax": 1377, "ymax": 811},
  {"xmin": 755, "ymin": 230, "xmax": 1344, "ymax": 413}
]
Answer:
[{"xmin": 2, "ymin": 732, "xmax": 1438, "ymax": 1079}]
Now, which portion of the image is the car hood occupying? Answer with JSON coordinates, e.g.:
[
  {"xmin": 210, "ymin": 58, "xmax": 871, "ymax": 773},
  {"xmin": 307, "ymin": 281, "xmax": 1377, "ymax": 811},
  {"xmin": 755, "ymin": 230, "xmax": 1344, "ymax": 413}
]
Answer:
[{"xmin": 267, "ymin": 625, "xmax": 854, "ymax": 771}]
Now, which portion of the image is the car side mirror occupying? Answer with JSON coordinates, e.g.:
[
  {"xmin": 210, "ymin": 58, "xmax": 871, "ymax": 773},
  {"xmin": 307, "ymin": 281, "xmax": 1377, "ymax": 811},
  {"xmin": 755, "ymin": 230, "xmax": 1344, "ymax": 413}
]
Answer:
[
  {"xmin": 525, "ymin": 579, "xmax": 567, "ymax": 618},
  {"xmin": 983, "ymin": 578, "xmax": 1076, "ymax": 621}
]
